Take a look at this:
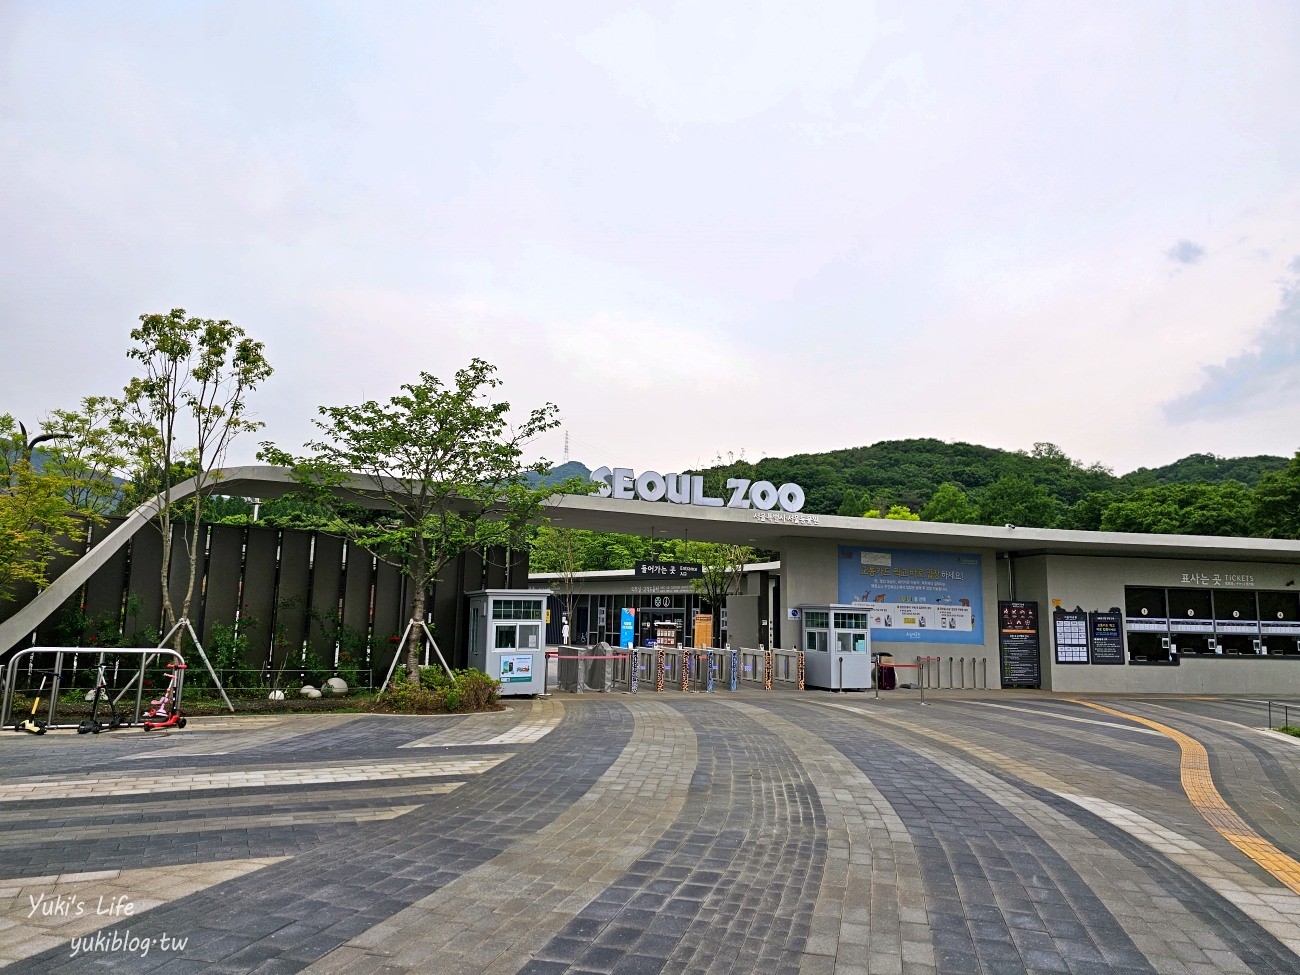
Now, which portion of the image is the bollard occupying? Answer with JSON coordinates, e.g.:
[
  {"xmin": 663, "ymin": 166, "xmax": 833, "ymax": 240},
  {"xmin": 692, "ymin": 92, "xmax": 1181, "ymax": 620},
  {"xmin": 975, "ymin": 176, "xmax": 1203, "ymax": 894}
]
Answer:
[
  {"xmin": 797, "ymin": 650, "xmax": 805, "ymax": 691},
  {"xmin": 959, "ymin": 657, "xmax": 965, "ymax": 689},
  {"xmin": 680, "ymin": 643, "xmax": 689, "ymax": 693},
  {"xmin": 764, "ymin": 647, "xmax": 773, "ymax": 691},
  {"xmin": 728, "ymin": 645, "xmax": 738, "ymax": 692},
  {"xmin": 630, "ymin": 650, "xmax": 638, "ymax": 694},
  {"xmin": 947, "ymin": 656, "xmax": 953, "ymax": 689},
  {"xmin": 656, "ymin": 647, "xmax": 665, "ymax": 693}
]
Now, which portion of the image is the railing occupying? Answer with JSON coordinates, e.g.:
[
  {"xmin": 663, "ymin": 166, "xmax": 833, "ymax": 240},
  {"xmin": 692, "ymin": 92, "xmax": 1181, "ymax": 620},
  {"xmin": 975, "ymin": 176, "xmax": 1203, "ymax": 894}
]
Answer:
[
  {"xmin": 1, "ymin": 646, "xmax": 187, "ymax": 730},
  {"xmin": 916, "ymin": 655, "xmax": 993, "ymax": 690},
  {"xmin": 1267, "ymin": 701, "xmax": 1297, "ymax": 729}
]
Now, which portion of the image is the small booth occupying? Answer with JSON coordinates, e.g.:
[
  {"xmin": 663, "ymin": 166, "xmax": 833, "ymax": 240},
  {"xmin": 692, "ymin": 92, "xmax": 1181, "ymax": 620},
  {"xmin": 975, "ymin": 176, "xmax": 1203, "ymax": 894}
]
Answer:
[
  {"xmin": 467, "ymin": 589, "xmax": 550, "ymax": 696},
  {"xmin": 799, "ymin": 605, "xmax": 874, "ymax": 690}
]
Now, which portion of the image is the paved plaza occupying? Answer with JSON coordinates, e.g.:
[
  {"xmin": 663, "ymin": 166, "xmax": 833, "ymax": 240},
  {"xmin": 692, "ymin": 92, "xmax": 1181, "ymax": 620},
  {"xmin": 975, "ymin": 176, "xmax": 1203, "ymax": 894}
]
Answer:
[{"xmin": 1, "ymin": 690, "xmax": 1299, "ymax": 975}]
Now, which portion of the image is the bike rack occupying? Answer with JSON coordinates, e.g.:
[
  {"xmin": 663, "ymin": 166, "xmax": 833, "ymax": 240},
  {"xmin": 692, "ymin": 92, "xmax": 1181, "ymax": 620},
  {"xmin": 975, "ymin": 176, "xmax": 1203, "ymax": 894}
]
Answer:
[{"xmin": 2, "ymin": 646, "xmax": 187, "ymax": 731}]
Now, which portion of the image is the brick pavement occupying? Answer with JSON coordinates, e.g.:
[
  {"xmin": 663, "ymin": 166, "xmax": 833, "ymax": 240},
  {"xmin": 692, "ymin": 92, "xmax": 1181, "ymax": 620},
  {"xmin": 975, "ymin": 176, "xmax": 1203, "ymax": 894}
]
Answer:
[{"xmin": 0, "ymin": 691, "xmax": 1297, "ymax": 975}]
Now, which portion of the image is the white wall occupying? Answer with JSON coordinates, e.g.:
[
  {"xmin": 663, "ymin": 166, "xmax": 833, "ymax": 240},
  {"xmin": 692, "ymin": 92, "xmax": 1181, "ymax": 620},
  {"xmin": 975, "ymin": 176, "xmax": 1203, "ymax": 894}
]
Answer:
[{"xmin": 1039, "ymin": 554, "xmax": 1300, "ymax": 694}]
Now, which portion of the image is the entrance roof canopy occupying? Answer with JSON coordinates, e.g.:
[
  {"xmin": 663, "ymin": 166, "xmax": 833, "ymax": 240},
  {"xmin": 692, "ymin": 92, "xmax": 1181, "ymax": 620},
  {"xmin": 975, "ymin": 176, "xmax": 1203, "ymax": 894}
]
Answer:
[{"xmin": 210, "ymin": 465, "xmax": 1300, "ymax": 565}]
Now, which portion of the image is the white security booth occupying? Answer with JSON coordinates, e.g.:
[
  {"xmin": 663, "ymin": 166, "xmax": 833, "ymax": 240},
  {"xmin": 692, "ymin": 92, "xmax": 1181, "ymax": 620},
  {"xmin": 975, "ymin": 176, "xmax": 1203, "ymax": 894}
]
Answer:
[
  {"xmin": 468, "ymin": 590, "xmax": 550, "ymax": 696},
  {"xmin": 800, "ymin": 606, "xmax": 874, "ymax": 690}
]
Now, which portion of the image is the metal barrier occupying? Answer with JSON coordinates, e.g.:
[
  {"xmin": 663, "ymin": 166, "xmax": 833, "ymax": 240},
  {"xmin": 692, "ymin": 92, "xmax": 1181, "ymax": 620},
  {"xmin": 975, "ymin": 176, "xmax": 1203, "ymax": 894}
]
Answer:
[
  {"xmin": 1267, "ymin": 701, "xmax": 1296, "ymax": 729},
  {"xmin": 770, "ymin": 648, "xmax": 805, "ymax": 690},
  {"xmin": 549, "ymin": 648, "xmax": 628, "ymax": 693},
  {"xmin": 2, "ymin": 646, "xmax": 187, "ymax": 730},
  {"xmin": 738, "ymin": 647, "xmax": 767, "ymax": 687}
]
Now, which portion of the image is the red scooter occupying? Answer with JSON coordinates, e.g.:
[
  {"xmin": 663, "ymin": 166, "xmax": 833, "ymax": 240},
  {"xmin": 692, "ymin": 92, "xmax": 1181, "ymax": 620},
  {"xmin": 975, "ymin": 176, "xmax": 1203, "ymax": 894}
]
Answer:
[{"xmin": 142, "ymin": 662, "xmax": 188, "ymax": 731}]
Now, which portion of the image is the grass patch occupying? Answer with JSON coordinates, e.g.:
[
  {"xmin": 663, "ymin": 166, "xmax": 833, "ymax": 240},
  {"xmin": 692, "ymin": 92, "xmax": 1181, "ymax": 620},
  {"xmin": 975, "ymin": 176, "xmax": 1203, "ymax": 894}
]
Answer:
[{"xmin": 1277, "ymin": 725, "xmax": 1300, "ymax": 738}]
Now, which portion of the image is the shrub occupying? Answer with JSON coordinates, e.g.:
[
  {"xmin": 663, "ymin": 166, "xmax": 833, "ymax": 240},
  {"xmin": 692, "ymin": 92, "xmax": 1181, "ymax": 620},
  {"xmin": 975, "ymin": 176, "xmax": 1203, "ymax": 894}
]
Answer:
[{"xmin": 379, "ymin": 667, "xmax": 501, "ymax": 714}]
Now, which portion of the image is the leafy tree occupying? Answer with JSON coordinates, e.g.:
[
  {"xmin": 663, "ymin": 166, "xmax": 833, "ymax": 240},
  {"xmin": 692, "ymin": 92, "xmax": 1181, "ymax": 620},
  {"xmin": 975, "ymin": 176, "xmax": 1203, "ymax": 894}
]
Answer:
[
  {"xmin": 975, "ymin": 476, "xmax": 1062, "ymax": 528},
  {"xmin": 116, "ymin": 309, "xmax": 272, "ymax": 646},
  {"xmin": 0, "ymin": 415, "xmax": 87, "ymax": 604},
  {"xmin": 920, "ymin": 482, "xmax": 979, "ymax": 523},
  {"xmin": 684, "ymin": 542, "xmax": 754, "ymax": 647},
  {"xmin": 531, "ymin": 526, "xmax": 587, "ymax": 642},
  {"xmin": 39, "ymin": 397, "xmax": 128, "ymax": 515},
  {"xmin": 261, "ymin": 359, "xmax": 560, "ymax": 679},
  {"xmin": 1057, "ymin": 491, "xmax": 1121, "ymax": 531},
  {"xmin": 1098, "ymin": 482, "xmax": 1256, "ymax": 536},
  {"xmin": 1253, "ymin": 452, "xmax": 1300, "ymax": 538},
  {"xmin": 862, "ymin": 505, "xmax": 920, "ymax": 520}
]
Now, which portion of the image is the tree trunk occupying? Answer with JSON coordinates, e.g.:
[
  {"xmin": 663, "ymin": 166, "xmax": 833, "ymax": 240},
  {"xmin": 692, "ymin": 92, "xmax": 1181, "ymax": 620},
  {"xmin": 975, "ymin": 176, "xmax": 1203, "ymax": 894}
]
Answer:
[{"xmin": 407, "ymin": 579, "xmax": 427, "ymax": 680}]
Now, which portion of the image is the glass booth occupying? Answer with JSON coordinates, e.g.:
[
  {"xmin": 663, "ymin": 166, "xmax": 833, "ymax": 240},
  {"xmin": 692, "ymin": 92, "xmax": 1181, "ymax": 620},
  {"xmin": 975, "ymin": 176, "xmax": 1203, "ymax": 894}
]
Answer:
[
  {"xmin": 468, "ymin": 590, "xmax": 550, "ymax": 696},
  {"xmin": 799, "ymin": 605, "xmax": 874, "ymax": 690}
]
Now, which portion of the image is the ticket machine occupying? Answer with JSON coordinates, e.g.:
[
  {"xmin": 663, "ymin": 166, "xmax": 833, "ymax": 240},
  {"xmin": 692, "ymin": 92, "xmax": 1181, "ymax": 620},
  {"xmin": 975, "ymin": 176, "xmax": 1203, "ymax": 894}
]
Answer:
[
  {"xmin": 467, "ymin": 590, "xmax": 550, "ymax": 696},
  {"xmin": 799, "ymin": 605, "xmax": 873, "ymax": 690}
]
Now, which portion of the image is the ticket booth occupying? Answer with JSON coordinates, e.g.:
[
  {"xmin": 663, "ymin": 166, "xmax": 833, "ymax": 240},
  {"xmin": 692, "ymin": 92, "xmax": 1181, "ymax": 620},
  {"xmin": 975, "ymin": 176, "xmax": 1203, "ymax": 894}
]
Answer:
[
  {"xmin": 467, "ymin": 590, "xmax": 550, "ymax": 696},
  {"xmin": 799, "ymin": 606, "xmax": 873, "ymax": 690}
]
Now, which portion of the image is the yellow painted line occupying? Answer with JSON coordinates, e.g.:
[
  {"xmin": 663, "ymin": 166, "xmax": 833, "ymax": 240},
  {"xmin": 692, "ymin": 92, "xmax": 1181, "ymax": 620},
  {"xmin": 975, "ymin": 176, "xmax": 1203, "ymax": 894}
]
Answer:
[{"xmin": 1072, "ymin": 700, "xmax": 1300, "ymax": 896}]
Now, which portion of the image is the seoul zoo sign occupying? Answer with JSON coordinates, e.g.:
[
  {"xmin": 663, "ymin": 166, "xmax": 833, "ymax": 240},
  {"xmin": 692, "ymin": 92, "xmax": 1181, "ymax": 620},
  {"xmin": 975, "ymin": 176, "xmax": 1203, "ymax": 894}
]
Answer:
[{"xmin": 590, "ymin": 467, "xmax": 806, "ymax": 512}]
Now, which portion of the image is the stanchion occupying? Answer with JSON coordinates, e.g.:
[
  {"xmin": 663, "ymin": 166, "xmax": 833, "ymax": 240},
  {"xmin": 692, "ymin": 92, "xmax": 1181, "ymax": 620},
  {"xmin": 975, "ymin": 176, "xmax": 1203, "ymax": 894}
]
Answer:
[
  {"xmin": 728, "ymin": 645, "xmax": 738, "ymax": 691},
  {"xmin": 656, "ymin": 647, "xmax": 665, "ymax": 693},
  {"xmin": 797, "ymin": 650, "xmax": 805, "ymax": 691},
  {"xmin": 680, "ymin": 644, "xmax": 689, "ymax": 692},
  {"xmin": 764, "ymin": 647, "xmax": 773, "ymax": 691},
  {"xmin": 630, "ymin": 649, "xmax": 639, "ymax": 694}
]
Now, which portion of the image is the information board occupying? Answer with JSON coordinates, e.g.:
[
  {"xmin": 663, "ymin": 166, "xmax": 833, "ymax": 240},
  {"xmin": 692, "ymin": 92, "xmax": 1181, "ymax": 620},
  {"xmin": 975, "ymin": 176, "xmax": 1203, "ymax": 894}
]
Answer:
[
  {"xmin": 839, "ymin": 547, "xmax": 983, "ymax": 644},
  {"xmin": 1089, "ymin": 610, "xmax": 1125, "ymax": 665},
  {"xmin": 619, "ymin": 608, "xmax": 635, "ymax": 649},
  {"xmin": 998, "ymin": 601, "xmax": 1041, "ymax": 688},
  {"xmin": 1053, "ymin": 608, "xmax": 1089, "ymax": 664}
]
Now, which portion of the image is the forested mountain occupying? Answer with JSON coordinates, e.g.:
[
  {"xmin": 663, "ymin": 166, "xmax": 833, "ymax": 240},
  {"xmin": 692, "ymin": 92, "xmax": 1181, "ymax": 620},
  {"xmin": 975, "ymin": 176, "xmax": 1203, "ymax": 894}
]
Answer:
[
  {"xmin": 1118, "ymin": 453, "xmax": 1288, "ymax": 488},
  {"xmin": 535, "ymin": 441, "xmax": 1300, "ymax": 564}
]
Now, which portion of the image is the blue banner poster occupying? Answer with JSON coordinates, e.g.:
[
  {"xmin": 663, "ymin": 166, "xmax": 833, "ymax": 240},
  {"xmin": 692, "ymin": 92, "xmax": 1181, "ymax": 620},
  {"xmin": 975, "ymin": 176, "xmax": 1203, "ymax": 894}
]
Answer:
[
  {"xmin": 838, "ymin": 547, "xmax": 983, "ymax": 644},
  {"xmin": 619, "ymin": 608, "xmax": 636, "ymax": 649}
]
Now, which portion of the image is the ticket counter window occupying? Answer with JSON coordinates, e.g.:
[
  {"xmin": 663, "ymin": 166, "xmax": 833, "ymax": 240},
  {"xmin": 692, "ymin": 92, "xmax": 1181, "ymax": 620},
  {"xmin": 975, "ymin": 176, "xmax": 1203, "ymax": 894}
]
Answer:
[
  {"xmin": 1260, "ymin": 590, "xmax": 1300, "ymax": 656},
  {"xmin": 833, "ymin": 612, "xmax": 870, "ymax": 653},
  {"xmin": 1128, "ymin": 633, "xmax": 1174, "ymax": 664},
  {"xmin": 803, "ymin": 611, "xmax": 829, "ymax": 652},
  {"xmin": 1169, "ymin": 589, "xmax": 1215, "ymax": 656}
]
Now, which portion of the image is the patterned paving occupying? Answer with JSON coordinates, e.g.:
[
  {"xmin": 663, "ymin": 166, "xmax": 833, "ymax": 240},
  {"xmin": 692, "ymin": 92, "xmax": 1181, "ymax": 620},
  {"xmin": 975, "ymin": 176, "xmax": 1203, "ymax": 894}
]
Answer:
[{"xmin": 0, "ymin": 691, "xmax": 1297, "ymax": 975}]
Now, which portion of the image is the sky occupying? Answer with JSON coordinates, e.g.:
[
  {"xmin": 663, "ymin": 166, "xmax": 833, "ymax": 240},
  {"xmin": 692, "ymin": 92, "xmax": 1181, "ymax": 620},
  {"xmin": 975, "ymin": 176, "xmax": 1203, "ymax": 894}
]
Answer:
[{"xmin": 3, "ymin": 0, "xmax": 1299, "ymax": 478}]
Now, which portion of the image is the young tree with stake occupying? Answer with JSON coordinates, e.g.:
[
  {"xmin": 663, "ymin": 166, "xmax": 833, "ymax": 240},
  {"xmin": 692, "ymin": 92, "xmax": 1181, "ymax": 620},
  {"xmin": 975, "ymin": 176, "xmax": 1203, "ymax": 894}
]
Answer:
[
  {"xmin": 261, "ymin": 359, "xmax": 561, "ymax": 680},
  {"xmin": 116, "ymin": 310, "xmax": 273, "ymax": 649}
]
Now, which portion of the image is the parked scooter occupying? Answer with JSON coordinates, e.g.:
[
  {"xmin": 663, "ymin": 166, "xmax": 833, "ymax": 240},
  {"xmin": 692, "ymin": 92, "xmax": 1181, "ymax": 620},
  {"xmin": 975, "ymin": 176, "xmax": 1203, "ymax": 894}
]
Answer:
[
  {"xmin": 78, "ymin": 662, "xmax": 125, "ymax": 734},
  {"xmin": 142, "ymin": 662, "xmax": 188, "ymax": 732},
  {"xmin": 14, "ymin": 672, "xmax": 54, "ymax": 735}
]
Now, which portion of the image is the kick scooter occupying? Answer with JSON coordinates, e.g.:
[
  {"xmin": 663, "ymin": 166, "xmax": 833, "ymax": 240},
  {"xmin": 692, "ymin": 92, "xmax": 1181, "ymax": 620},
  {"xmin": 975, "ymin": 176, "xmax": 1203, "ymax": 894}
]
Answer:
[
  {"xmin": 78, "ymin": 661, "xmax": 126, "ymax": 734},
  {"xmin": 142, "ymin": 662, "xmax": 188, "ymax": 731},
  {"xmin": 14, "ymin": 672, "xmax": 54, "ymax": 735}
]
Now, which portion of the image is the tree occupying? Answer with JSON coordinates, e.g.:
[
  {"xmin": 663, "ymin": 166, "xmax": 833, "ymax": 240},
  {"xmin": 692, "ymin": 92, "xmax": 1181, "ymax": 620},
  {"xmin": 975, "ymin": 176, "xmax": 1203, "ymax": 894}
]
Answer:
[
  {"xmin": 532, "ymin": 526, "xmax": 585, "ymax": 644},
  {"xmin": 0, "ymin": 415, "xmax": 86, "ymax": 604},
  {"xmin": 920, "ymin": 482, "xmax": 978, "ymax": 523},
  {"xmin": 975, "ymin": 476, "xmax": 1063, "ymax": 528},
  {"xmin": 1099, "ymin": 482, "xmax": 1256, "ymax": 536},
  {"xmin": 1253, "ymin": 452, "xmax": 1300, "ymax": 539},
  {"xmin": 116, "ymin": 309, "xmax": 272, "ymax": 647},
  {"xmin": 40, "ymin": 397, "xmax": 129, "ymax": 515},
  {"xmin": 863, "ymin": 504, "xmax": 920, "ymax": 520},
  {"xmin": 261, "ymin": 359, "xmax": 560, "ymax": 679},
  {"xmin": 685, "ymin": 542, "xmax": 754, "ymax": 647}
]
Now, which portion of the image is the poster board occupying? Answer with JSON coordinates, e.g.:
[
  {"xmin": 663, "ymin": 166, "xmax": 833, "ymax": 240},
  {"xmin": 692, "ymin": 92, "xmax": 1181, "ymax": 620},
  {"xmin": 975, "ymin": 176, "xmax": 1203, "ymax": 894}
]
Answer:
[
  {"xmin": 1053, "ymin": 608, "xmax": 1089, "ymax": 664},
  {"xmin": 998, "ymin": 601, "xmax": 1041, "ymax": 688}
]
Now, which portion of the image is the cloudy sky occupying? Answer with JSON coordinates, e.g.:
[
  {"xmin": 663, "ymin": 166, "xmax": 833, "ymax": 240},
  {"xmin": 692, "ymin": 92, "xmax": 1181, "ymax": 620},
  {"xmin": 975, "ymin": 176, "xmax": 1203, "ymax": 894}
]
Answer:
[{"xmin": 3, "ymin": 1, "xmax": 1299, "ymax": 476}]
